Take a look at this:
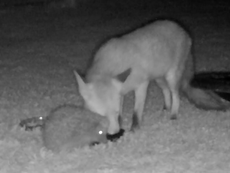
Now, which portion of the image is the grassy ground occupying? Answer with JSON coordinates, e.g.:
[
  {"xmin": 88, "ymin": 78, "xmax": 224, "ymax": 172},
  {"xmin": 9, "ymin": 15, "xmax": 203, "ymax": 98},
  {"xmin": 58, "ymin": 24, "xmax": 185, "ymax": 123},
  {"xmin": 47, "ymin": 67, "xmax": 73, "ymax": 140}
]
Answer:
[{"xmin": 0, "ymin": 1, "xmax": 230, "ymax": 172}]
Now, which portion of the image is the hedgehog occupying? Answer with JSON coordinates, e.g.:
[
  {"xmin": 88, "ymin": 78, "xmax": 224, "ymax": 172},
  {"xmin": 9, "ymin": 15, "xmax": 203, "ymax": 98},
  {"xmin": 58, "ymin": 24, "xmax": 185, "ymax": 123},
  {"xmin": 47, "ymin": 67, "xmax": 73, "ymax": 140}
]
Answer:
[{"xmin": 42, "ymin": 104, "xmax": 109, "ymax": 153}]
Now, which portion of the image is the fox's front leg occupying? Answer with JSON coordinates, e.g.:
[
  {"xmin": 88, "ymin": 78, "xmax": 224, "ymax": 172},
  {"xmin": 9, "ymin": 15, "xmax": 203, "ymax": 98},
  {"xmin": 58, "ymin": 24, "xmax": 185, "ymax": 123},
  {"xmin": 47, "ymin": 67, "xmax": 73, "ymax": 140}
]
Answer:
[
  {"xmin": 131, "ymin": 81, "xmax": 149, "ymax": 131},
  {"xmin": 118, "ymin": 95, "xmax": 124, "ymax": 128}
]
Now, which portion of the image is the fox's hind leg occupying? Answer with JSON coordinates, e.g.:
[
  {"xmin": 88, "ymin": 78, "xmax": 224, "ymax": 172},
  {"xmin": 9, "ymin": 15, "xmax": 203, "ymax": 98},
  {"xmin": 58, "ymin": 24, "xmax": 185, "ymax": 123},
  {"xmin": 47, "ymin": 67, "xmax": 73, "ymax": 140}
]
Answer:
[
  {"xmin": 131, "ymin": 81, "xmax": 149, "ymax": 131},
  {"xmin": 166, "ymin": 70, "xmax": 181, "ymax": 120},
  {"xmin": 155, "ymin": 78, "xmax": 171, "ymax": 111}
]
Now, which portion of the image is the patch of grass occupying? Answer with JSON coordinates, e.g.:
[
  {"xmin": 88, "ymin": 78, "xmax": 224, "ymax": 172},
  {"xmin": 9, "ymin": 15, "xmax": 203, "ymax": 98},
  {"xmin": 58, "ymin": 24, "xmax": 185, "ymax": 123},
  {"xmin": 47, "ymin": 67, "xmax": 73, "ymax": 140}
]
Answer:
[{"xmin": 0, "ymin": 2, "xmax": 230, "ymax": 172}]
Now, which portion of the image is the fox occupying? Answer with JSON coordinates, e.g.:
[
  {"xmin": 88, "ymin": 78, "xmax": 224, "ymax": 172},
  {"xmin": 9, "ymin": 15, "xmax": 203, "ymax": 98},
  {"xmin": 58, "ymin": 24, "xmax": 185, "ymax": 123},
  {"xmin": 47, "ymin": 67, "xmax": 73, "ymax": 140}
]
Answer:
[{"xmin": 74, "ymin": 19, "xmax": 229, "ymax": 135}]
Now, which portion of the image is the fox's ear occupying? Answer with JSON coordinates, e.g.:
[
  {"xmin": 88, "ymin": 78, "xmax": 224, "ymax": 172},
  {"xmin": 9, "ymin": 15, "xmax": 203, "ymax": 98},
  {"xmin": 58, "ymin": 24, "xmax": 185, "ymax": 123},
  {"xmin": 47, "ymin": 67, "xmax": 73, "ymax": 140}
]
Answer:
[
  {"xmin": 73, "ymin": 70, "xmax": 91, "ymax": 99},
  {"xmin": 116, "ymin": 68, "xmax": 131, "ymax": 83}
]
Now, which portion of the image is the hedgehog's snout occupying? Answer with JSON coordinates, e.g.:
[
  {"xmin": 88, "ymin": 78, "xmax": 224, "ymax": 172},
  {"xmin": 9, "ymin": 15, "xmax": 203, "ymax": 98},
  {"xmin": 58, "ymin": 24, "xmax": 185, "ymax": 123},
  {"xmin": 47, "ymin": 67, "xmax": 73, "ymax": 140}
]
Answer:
[{"xmin": 89, "ymin": 141, "xmax": 100, "ymax": 146}]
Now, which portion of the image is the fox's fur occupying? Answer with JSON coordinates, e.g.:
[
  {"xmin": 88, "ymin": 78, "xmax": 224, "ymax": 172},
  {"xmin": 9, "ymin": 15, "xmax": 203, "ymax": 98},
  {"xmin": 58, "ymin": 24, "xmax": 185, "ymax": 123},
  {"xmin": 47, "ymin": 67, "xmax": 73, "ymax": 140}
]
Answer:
[{"xmin": 74, "ymin": 20, "xmax": 229, "ymax": 134}]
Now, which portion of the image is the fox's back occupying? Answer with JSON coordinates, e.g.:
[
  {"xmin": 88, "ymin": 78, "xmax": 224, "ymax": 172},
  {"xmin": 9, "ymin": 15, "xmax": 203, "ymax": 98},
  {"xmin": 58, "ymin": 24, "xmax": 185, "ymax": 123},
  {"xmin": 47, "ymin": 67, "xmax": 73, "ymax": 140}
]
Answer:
[{"xmin": 87, "ymin": 20, "xmax": 191, "ymax": 81}]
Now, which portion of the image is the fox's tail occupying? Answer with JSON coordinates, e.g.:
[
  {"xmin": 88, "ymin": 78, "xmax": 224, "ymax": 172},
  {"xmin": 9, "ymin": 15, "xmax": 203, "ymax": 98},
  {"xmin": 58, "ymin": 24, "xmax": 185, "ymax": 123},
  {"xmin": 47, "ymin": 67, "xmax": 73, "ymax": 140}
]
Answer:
[
  {"xmin": 181, "ymin": 84, "xmax": 229, "ymax": 111},
  {"xmin": 180, "ymin": 55, "xmax": 230, "ymax": 111}
]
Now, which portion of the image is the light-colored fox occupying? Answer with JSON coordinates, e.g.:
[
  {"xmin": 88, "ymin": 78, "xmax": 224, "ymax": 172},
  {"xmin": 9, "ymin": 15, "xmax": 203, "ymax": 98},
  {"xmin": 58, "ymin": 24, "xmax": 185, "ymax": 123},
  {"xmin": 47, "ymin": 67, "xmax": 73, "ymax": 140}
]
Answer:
[{"xmin": 74, "ymin": 20, "xmax": 228, "ymax": 135}]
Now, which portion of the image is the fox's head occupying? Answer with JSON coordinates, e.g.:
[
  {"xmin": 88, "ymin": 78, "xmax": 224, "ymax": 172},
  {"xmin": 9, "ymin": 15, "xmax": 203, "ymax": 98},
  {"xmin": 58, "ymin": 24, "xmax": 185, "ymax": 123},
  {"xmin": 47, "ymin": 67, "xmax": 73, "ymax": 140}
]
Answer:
[{"xmin": 74, "ymin": 69, "xmax": 131, "ymax": 135}]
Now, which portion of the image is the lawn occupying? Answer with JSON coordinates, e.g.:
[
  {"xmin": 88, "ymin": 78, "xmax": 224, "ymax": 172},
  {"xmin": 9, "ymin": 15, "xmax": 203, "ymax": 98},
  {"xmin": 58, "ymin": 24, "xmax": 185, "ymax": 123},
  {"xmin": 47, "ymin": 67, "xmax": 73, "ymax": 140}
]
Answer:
[{"xmin": 0, "ymin": 1, "xmax": 230, "ymax": 172}]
